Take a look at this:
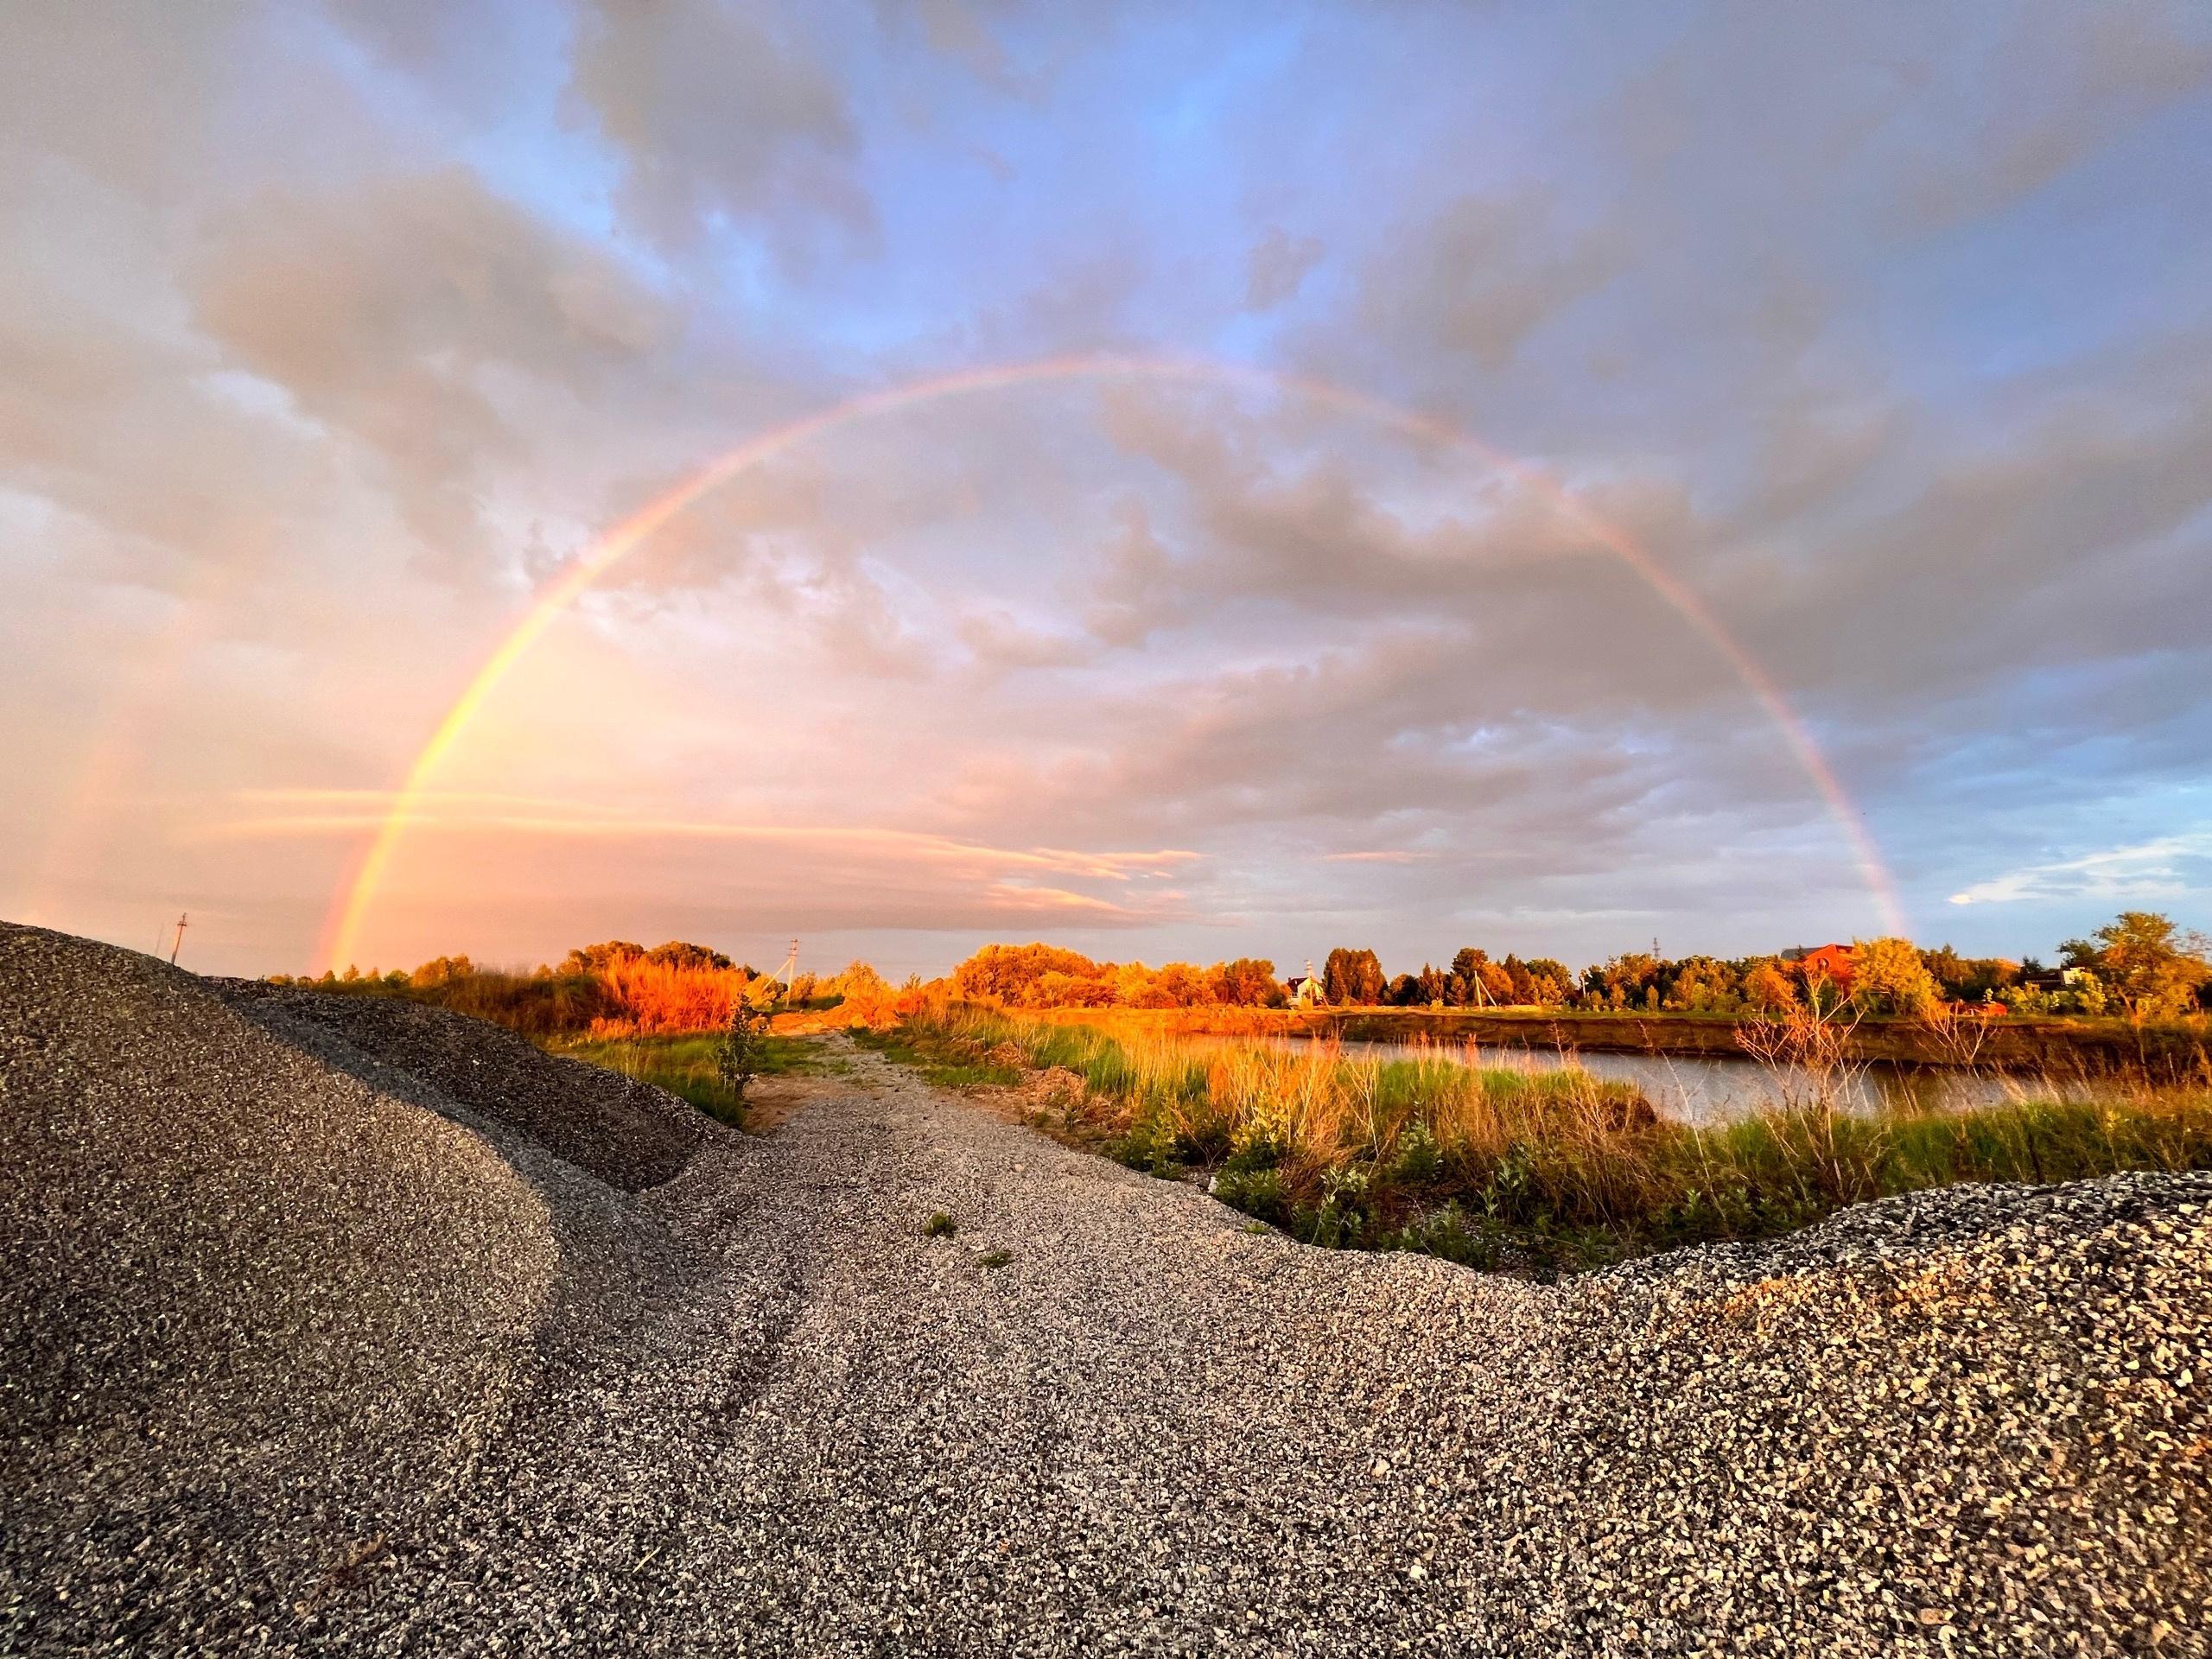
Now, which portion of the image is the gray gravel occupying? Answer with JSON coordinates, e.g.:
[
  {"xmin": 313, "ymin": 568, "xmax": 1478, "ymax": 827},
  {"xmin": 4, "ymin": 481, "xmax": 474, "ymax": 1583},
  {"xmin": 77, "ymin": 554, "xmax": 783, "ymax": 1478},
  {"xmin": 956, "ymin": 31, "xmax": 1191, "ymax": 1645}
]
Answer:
[{"xmin": 3, "ymin": 922, "xmax": 2207, "ymax": 1656}]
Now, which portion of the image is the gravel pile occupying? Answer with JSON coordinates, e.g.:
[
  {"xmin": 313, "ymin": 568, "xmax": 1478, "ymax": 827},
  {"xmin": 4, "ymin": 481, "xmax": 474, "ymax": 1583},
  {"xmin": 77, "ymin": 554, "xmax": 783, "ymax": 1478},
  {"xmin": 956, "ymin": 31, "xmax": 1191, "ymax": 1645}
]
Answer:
[
  {"xmin": 3, "ymin": 922, "xmax": 2206, "ymax": 1655},
  {"xmin": 215, "ymin": 978, "xmax": 708, "ymax": 1192}
]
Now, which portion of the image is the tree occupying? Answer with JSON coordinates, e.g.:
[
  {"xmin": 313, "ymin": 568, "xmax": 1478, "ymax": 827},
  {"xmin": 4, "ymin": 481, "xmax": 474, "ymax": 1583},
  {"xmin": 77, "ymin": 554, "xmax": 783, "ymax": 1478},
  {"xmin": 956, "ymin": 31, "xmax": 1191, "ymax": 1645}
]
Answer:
[
  {"xmin": 715, "ymin": 998, "xmax": 770, "ymax": 1102},
  {"xmin": 954, "ymin": 943, "xmax": 1106, "ymax": 1005},
  {"xmin": 1744, "ymin": 960, "xmax": 1799, "ymax": 1011},
  {"xmin": 646, "ymin": 939, "xmax": 735, "ymax": 971},
  {"xmin": 1850, "ymin": 937, "xmax": 1940, "ymax": 1015},
  {"xmin": 1321, "ymin": 947, "xmax": 1385, "ymax": 1006},
  {"xmin": 1209, "ymin": 958, "xmax": 1283, "ymax": 1007},
  {"xmin": 1524, "ymin": 958, "xmax": 1573, "ymax": 1007},
  {"xmin": 1664, "ymin": 956, "xmax": 1740, "ymax": 1013},
  {"xmin": 2068, "ymin": 911, "xmax": 2212, "ymax": 1020}
]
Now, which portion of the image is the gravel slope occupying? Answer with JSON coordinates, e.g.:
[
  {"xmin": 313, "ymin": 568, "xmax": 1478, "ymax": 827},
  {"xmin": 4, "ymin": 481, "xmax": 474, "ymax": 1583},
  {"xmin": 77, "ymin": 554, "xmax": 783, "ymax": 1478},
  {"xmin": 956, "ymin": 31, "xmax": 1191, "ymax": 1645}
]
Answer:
[{"xmin": 3, "ymin": 923, "xmax": 2207, "ymax": 1656}]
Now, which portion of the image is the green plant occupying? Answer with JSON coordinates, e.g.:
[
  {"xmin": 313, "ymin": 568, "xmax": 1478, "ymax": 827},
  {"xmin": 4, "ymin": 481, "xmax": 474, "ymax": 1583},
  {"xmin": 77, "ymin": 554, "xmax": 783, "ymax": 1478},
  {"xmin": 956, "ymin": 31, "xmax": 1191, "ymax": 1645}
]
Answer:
[
  {"xmin": 715, "ymin": 1000, "xmax": 771, "ymax": 1101},
  {"xmin": 923, "ymin": 1211, "xmax": 957, "ymax": 1238},
  {"xmin": 1211, "ymin": 1166, "xmax": 1288, "ymax": 1225},
  {"xmin": 978, "ymin": 1248, "xmax": 1013, "ymax": 1269}
]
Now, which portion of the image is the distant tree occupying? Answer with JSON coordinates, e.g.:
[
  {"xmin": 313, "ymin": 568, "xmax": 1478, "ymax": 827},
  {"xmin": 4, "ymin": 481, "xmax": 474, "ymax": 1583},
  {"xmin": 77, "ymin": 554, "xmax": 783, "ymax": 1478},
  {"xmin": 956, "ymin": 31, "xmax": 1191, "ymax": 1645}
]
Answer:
[
  {"xmin": 561, "ymin": 940, "xmax": 646, "ymax": 976},
  {"xmin": 1446, "ymin": 947, "xmax": 1489, "ymax": 1007},
  {"xmin": 1586, "ymin": 952, "xmax": 1663, "ymax": 1011},
  {"xmin": 1524, "ymin": 958, "xmax": 1573, "ymax": 1007},
  {"xmin": 1209, "ymin": 958, "xmax": 1283, "ymax": 1007},
  {"xmin": 1664, "ymin": 956, "xmax": 1740, "ymax": 1013},
  {"xmin": 1385, "ymin": 973, "xmax": 1420, "ymax": 1006},
  {"xmin": 1031, "ymin": 969, "xmax": 1116, "ymax": 1008},
  {"xmin": 1744, "ymin": 960, "xmax": 1799, "ymax": 1011},
  {"xmin": 954, "ymin": 943, "xmax": 1106, "ymax": 1005},
  {"xmin": 410, "ymin": 954, "xmax": 475, "ymax": 988},
  {"xmin": 1149, "ymin": 962, "xmax": 1217, "ymax": 1007},
  {"xmin": 646, "ymin": 939, "xmax": 735, "ymax": 971},
  {"xmin": 1322, "ymin": 947, "xmax": 1386, "ymax": 1007},
  {"xmin": 1850, "ymin": 938, "xmax": 1941, "ymax": 1014},
  {"xmin": 2069, "ymin": 911, "xmax": 2212, "ymax": 1020}
]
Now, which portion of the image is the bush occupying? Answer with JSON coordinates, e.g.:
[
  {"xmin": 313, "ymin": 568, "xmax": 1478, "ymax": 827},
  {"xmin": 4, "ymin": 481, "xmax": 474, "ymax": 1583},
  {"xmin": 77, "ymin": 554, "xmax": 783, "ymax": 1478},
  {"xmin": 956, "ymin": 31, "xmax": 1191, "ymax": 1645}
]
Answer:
[{"xmin": 715, "ymin": 1001, "xmax": 771, "ymax": 1101}]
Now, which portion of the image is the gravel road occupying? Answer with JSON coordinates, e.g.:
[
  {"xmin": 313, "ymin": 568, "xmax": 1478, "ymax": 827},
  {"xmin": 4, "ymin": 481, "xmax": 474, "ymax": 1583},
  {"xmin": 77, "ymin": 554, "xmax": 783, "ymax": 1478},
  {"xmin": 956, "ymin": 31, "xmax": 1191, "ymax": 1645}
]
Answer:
[{"xmin": 3, "ymin": 923, "xmax": 2208, "ymax": 1656}]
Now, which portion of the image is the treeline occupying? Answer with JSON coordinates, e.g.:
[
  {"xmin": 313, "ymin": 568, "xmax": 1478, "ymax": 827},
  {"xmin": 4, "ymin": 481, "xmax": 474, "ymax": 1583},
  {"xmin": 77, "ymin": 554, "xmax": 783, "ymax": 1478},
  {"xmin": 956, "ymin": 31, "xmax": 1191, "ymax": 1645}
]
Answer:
[
  {"xmin": 270, "ymin": 939, "xmax": 907, "ymax": 1037},
  {"xmin": 947, "ymin": 912, "xmax": 2211, "ymax": 1020},
  {"xmin": 951, "ymin": 944, "xmax": 1289, "ymax": 1008}
]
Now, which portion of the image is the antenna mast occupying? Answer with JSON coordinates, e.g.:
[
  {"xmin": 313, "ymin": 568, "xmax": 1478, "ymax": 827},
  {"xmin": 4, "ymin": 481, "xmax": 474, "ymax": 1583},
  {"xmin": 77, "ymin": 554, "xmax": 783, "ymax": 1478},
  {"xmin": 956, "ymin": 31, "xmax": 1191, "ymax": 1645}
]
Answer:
[{"xmin": 168, "ymin": 912, "xmax": 189, "ymax": 967}]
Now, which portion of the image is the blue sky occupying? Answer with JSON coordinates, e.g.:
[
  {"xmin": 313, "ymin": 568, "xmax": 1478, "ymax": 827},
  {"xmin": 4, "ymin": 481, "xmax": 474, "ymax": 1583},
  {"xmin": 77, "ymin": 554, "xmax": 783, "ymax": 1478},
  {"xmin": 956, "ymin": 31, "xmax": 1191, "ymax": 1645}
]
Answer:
[{"xmin": 3, "ymin": 0, "xmax": 2209, "ymax": 977}]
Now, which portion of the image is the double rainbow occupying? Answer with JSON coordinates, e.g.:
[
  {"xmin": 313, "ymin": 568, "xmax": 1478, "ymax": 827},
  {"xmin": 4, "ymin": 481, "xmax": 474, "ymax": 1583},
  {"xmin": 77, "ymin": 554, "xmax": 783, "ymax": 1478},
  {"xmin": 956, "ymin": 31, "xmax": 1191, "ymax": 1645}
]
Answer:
[{"xmin": 319, "ymin": 353, "xmax": 1905, "ymax": 969}]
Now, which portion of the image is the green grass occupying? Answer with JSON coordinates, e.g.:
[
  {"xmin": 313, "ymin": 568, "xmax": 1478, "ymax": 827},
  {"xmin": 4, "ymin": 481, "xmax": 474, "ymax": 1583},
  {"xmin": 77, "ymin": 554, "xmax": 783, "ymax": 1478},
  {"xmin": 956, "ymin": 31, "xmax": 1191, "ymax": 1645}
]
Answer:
[
  {"xmin": 550, "ymin": 1032, "xmax": 848, "ymax": 1128},
  {"xmin": 870, "ymin": 1003, "xmax": 2212, "ymax": 1278}
]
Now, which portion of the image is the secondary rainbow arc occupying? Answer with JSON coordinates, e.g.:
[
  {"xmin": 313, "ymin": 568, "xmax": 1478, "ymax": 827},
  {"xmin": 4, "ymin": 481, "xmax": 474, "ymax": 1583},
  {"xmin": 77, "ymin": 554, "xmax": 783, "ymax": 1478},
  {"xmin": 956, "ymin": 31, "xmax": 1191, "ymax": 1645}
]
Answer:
[{"xmin": 320, "ymin": 353, "xmax": 1908, "ymax": 969}]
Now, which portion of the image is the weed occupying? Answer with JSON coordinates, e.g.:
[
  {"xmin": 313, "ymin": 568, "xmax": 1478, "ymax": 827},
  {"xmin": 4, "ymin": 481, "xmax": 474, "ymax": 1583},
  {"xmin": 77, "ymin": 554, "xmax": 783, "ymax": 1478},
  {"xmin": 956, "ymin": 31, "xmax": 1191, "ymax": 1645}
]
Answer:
[
  {"xmin": 924, "ymin": 1211, "xmax": 957, "ymax": 1239},
  {"xmin": 978, "ymin": 1248, "xmax": 1013, "ymax": 1269}
]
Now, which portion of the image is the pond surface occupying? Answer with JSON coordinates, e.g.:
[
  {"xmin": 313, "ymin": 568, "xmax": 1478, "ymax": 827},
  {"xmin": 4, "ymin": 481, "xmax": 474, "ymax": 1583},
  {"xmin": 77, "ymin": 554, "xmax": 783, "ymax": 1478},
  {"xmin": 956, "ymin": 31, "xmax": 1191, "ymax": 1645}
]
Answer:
[{"xmin": 1310, "ymin": 1036, "xmax": 2047, "ymax": 1127}]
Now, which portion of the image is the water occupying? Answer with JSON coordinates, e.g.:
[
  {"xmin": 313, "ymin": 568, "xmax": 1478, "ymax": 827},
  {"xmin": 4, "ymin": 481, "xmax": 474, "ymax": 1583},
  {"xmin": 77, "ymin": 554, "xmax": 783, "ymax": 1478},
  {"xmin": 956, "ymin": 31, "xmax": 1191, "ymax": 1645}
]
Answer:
[{"xmin": 1287, "ymin": 1036, "xmax": 2042, "ymax": 1127}]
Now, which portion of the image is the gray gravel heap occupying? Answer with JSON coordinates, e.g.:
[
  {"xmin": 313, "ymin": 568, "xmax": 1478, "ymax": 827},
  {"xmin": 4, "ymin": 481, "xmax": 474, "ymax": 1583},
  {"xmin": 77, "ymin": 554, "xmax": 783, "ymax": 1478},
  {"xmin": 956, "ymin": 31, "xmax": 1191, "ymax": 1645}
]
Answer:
[
  {"xmin": 215, "ymin": 977, "xmax": 707, "ymax": 1192},
  {"xmin": 3, "ymin": 921, "xmax": 2206, "ymax": 1656}
]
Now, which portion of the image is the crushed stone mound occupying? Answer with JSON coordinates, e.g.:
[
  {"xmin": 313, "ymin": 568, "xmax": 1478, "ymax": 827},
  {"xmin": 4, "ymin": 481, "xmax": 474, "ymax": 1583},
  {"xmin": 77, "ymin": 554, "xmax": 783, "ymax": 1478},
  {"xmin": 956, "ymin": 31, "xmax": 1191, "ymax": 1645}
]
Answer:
[
  {"xmin": 216, "ymin": 979, "xmax": 707, "ymax": 1192},
  {"xmin": 0, "ymin": 924, "xmax": 706, "ymax": 1652}
]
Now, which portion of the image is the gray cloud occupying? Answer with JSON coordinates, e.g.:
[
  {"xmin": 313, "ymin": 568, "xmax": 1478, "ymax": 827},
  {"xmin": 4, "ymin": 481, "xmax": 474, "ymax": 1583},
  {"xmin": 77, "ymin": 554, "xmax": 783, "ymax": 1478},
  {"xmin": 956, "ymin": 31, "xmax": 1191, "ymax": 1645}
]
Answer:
[
  {"xmin": 185, "ymin": 166, "xmax": 680, "ymax": 573},
  {"xmin": 564, "ymin": 0, "xmax": 867, "ymax": 255},
  {"xmin": 1357, "ymin": 194, "xmax": 1626, "ymax": 372},
  {"xmin": 1243, "ymin": 226, "xmax": 1324, "ymax": 313}
]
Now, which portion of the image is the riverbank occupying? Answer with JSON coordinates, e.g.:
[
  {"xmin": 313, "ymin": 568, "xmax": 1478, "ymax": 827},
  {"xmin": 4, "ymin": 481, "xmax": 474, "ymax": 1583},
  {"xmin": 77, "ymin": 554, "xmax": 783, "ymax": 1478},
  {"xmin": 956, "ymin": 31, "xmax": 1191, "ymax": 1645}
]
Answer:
[
  {"xmin": 870, "ymin": 1005, "xmax": 2212, "ymax": 1276},
  {"xmin": 1020, "ymin": 1002, "xmax": 2210, "ymax": 1075}
]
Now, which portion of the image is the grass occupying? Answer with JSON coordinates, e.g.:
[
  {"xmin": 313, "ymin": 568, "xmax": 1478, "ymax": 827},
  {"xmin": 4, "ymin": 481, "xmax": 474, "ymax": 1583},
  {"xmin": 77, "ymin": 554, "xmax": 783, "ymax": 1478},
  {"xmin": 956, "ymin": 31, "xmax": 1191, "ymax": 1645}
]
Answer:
[
  {"xmin": 550, "ymin": 1031, "xmax": 849, "ymax": 1128},
  {"xmin": 871, "ymin": 1003, "xmax": 2212, "ymax": 1278}
]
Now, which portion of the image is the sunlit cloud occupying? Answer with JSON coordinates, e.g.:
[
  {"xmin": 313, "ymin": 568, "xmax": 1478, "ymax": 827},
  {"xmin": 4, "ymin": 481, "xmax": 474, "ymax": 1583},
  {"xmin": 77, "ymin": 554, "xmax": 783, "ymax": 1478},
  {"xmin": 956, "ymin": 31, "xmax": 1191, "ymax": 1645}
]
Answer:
[
  {"xmin": 197, "ymin": 791, "xmax": 1202, "ymax": 885},
  {"xmin": 1948, "ymin": 829, "xmax": 2212, "ymax": 906},
  {"xmin": 1323, "ymin": 850, "xmax": 1433, "ymax": 864}
]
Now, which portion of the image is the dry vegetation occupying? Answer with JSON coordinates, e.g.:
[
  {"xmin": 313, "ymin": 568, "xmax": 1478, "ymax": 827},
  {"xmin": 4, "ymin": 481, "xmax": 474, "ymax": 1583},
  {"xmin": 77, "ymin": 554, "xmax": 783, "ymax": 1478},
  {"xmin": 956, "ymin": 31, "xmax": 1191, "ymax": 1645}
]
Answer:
[{"xmin": 861, "ymin": 1001, "xmax": 2212, "ymax": 1276}]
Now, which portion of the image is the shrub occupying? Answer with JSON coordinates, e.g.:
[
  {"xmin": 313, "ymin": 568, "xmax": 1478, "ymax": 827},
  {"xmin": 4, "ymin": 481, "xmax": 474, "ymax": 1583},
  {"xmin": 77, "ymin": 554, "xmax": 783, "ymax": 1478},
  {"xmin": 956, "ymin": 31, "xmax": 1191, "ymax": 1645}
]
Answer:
[{"xmin": 715, "ymin": 1000, "xmax": 771, "ymax": 1101}]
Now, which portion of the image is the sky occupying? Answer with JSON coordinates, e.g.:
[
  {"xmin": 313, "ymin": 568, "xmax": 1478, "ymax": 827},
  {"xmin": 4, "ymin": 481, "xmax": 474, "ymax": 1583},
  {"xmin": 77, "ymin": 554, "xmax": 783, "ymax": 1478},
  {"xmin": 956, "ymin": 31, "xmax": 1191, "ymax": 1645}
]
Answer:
[{"xmin": 3, "ymin": 0, "xmax": 2209, "ymax": 981}]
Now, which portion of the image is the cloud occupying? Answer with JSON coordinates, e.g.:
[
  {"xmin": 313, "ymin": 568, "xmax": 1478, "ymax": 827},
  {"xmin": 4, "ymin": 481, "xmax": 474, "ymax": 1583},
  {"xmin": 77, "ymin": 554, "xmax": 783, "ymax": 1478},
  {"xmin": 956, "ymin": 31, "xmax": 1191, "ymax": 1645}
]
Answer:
[
  {"xmin": 1948, "ymin": 829, "xmax": 2212, "ymax": 907},
  {"xmin": 564, "ymin": 0, "xmax": 867, "ymax": 255},
  {"xmin": 186, "ymin": 165, "xmax": 680, "ymax": 574},
  {"xmin": 1243, "ymin": 226, "xmax": 1324, "ymax": 312},
  {"xmin": 1356, "ymin": 194, "xmax": 1625, "ymax": 372}
]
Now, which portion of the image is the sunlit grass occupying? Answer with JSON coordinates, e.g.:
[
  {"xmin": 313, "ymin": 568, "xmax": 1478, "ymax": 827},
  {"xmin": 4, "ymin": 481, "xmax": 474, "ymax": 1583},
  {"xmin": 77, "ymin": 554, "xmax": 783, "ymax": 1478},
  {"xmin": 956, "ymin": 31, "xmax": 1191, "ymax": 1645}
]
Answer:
[
  {"xmin": 874, "ymin": 1003, "xmax": 2212, "ymax": 1276},
  {"xmin": 552, "ymin": 1031, "xmax": 846, "ymax": 1128}
]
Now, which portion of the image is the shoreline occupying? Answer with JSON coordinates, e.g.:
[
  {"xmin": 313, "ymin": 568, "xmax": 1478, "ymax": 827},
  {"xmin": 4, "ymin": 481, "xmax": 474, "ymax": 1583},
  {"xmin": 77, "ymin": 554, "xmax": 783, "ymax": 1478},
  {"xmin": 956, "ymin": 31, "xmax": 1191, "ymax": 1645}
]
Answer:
[{"xmin": 1020, "ymin": 1004, "xmax": 2208, "ymax": 1074}]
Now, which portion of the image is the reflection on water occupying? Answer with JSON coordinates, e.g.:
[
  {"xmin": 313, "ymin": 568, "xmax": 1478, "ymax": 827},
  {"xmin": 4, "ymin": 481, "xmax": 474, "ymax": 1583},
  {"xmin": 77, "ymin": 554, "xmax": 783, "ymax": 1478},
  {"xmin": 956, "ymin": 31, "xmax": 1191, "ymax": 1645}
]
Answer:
[{"xmin": 1262, "ymin": 1035, "xmax": 2051, "ymax": 1127}]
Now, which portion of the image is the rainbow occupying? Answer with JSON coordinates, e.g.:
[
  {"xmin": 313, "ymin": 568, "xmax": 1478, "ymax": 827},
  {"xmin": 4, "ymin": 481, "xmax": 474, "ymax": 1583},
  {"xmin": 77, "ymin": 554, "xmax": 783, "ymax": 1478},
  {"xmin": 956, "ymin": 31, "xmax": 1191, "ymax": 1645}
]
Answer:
[{"xmin": 319, "ymin": 353, "xmax": 1907, "ymax": 968}]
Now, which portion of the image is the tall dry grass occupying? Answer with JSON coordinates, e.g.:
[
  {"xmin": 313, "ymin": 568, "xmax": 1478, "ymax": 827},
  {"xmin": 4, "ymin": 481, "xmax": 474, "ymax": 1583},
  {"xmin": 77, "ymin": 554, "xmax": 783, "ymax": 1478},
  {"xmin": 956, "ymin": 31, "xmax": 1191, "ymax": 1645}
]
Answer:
[{"xmin": 878, "ymin": 1002, "xmax": 2212, "ymax": 1275}]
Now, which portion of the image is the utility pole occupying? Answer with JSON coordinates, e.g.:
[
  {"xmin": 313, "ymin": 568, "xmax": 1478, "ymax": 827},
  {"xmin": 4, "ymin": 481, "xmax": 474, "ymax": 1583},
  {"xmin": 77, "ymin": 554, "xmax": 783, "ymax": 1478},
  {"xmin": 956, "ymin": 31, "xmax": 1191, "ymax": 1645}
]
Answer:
[
  {"xmin": 778, "ymin": 938, "xmax": 799, "ymax": 994},
  {"xmin": 168, "ymin": 912, "xmax": 188, "ymax": 966}
]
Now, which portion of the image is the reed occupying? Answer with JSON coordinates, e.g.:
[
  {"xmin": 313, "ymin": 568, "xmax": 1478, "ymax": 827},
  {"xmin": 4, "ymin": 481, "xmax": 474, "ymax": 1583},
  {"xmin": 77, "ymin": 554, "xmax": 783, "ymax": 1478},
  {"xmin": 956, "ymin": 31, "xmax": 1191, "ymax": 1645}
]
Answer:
[{"xmin": 874, "ymin": 1002, "xmax": 2212, "ymax": 1276}]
